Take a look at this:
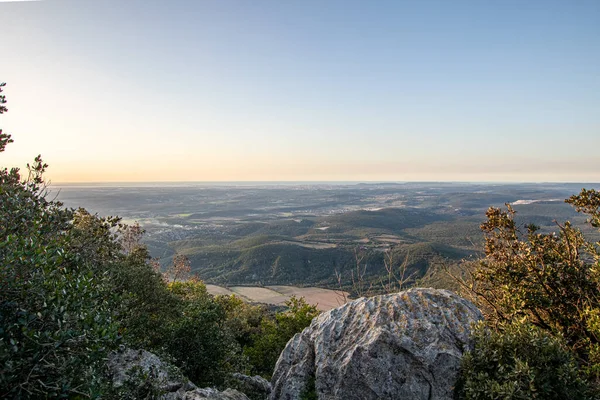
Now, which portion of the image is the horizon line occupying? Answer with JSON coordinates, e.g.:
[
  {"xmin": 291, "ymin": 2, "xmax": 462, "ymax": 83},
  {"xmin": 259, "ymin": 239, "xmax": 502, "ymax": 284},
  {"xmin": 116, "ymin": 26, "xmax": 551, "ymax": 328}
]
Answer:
[{"xmin": 50, "ymin": 180, "xmax": 600, "ymax": 185}]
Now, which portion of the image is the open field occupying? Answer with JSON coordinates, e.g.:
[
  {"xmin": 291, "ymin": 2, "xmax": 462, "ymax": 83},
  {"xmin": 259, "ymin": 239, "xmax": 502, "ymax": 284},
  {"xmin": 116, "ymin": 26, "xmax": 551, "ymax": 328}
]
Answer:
[
  {"xmin": 205, "ymin": 285, "xmax": 349, "ymax": 311},
  {"xmin": 229, "ymin": 286, "xmax": 289, "ymax": 306},
  {"xmin": 205, "ymin": 284, "xmax": 237, "ymax": 297},
  {"xmin": 267, "ymin": 286, "xmax": 349, "ymax": 311}
]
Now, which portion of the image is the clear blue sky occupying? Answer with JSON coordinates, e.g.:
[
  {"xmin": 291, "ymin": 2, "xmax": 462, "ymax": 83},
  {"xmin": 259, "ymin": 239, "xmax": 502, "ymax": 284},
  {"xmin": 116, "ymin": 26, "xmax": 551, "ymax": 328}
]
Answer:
[{"xmin": 2, "ymin": 0, "xmax": 599, "ymax": 182}]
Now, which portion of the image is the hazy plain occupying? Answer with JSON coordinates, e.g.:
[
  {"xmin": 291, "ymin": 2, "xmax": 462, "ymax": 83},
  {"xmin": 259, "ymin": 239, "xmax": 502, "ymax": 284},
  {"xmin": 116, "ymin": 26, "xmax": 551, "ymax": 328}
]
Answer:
[{"xmin": 53, "ymin": 182, "xmax": 600, "ymax": 290}]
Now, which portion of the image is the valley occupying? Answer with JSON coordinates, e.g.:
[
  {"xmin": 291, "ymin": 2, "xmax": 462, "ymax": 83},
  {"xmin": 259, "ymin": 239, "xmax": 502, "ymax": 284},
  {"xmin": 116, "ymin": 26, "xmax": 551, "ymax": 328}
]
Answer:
[{"xmin": 53, "ymin": 182, "xmax": 600, "ymax": 293}]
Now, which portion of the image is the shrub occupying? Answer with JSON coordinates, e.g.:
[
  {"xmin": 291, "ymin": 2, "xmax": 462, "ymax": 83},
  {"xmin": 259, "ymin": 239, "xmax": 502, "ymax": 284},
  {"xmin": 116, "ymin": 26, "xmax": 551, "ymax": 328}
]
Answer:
[
  {"xmin": 244, "ymin": 296, "xmax": 319, "ymax": 378},
  {"xmin": 455, "ymin": 321, "xmax": 590, "ymax": 400},
  {"xmin": 461, "ymin": 189, "xmax": 600, "ymax": 388},
  {"xmin": 162, "ymin": 281, "xmax": 243, "ymax": 387},
  {"xmin": 0, "ymin": 83, "xmax": 121, "ymax": 398}
]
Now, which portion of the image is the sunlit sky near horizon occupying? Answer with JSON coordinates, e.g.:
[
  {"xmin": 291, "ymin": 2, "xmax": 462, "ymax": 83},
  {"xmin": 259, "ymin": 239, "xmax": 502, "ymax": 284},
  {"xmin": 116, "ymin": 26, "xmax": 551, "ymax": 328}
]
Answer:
[{"xmin": 2, "ymin": 0, "xmax": 599, "ymax": 182}]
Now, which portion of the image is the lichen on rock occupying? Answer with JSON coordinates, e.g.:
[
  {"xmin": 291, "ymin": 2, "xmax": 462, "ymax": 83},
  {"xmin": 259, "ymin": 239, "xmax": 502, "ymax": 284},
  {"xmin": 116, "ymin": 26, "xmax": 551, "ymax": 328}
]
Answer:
[
  {"xmin": 270, "ymin": 288, "xmax": 482, "ymax": 400},
  {"xmin": 107, "ymin": 346, "xmax": 250, "ymax": 400}
]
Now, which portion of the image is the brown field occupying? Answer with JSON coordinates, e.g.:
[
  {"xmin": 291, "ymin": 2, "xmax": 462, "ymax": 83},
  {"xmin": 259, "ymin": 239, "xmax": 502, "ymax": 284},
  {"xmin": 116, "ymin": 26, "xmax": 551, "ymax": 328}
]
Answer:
[
  {"xmin": 205, "ymin": 284, "xmax": 238, "ymax": 297},
  {"xmin": 229, "ymin": 286, "xmax": 289, "ymax": 305},
  {"xmin": 204, "ymin": 284, "xmax": 349, "ymax": 311},
  {"xmin": 267, "ymin": 286, "xmax": 349, "ymax": 311}
]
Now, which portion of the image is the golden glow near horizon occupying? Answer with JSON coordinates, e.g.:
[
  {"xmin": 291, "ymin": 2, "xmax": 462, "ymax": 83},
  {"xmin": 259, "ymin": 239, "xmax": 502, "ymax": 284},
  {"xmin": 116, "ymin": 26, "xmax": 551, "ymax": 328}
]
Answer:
[{"xmin": 2, "ymin": 0, "xmax": 599, "ymax": 183}]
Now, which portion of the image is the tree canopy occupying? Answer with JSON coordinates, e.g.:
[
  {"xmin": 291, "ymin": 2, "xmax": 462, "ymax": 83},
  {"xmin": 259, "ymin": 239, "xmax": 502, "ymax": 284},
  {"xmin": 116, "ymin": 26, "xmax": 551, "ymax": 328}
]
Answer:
[{"xmin": 456, "ymin": 188, "xmax": 600, "ymax": 398}]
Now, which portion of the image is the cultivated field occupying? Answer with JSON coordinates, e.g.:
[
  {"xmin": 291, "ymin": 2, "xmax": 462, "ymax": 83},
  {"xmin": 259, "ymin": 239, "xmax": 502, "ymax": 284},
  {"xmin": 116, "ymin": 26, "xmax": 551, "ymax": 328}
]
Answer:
[
  {"xmin": 205, "ymin": 285, "xmax": 349, "ymax": 311},
  {"xmin": 267, "ymin": 286, "xmax": 349, "ymax": 310},
  {"xmin": 205, "ymin": 284, "xmax": 237, "ymax": 297}
]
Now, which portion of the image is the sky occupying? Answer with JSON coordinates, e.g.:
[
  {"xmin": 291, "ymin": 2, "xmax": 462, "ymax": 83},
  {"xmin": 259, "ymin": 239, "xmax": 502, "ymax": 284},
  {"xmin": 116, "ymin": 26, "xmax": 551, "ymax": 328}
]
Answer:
[{"xmin": 1, "ymin": 0, "xmax": 599, "ymax": 182}]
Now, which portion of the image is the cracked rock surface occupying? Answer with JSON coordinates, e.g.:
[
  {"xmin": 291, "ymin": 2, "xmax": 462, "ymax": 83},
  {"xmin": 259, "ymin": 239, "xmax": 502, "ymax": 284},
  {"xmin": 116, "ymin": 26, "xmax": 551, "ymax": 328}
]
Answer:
[{"xmin": 270, "ymin": 288, "xmax": 482, "ymax": 400}]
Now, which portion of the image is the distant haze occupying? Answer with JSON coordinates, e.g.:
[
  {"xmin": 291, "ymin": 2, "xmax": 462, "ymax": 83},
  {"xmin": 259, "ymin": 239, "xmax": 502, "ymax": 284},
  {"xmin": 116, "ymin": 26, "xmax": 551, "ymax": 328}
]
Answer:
[{"xmin": 2, "ymin": 0, "xmax": 599, "ymax": 182}]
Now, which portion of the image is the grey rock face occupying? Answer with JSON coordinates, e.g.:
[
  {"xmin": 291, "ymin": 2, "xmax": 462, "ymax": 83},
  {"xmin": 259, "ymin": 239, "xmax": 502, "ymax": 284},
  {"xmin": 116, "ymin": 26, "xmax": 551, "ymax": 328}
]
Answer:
[
  {"xmin": 107, "ymin": 347, "xmax": 249, "ymax": 400},
  {"xmin": 107, "ymin": 347, "xmax": 195, "ymax": 394},
  {"xmin": 182, "ymin": 388, "xmax": 250, "ymax": 400},
  {"xmin": 232, "ymin": 372, "xmax": 272, "ymax": 395},
  {"xmin": 270, "ymin": 288, "xmax": 482, "ymax": 400}
]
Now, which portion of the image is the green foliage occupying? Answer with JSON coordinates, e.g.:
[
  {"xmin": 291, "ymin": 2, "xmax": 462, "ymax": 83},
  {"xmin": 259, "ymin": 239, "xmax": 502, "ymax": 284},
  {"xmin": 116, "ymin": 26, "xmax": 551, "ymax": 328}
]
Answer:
[
  {"xmin": 0, "ymin": 83, "xmax": 11, "ymax": 153},
  {"xmin": 0, "ymin": 82, "xmax": 315, "ymax": 397},
  {"xmin": 106, "ymin": 253, "xmax": 247, "ymax": 388},
  {"xmin": 244, "ymin": 296, "xmax": 319, "ymax": 378},
  {"xmin": 0, "ymin": 83, "xmax": 120, "ymax": 398},
  {"xmin": 459, "ymin": 188, "xmax": 600, "ymax": 394},
  {"xmin": 404, "ymin": 219, "xmax": 484, "ymax": 249},
  {"xmin": 473, "ymin": 192, "xmax": 600, "ymax": 359},
  {"xmin": 216, "ymin": 295, "xmax": 266, "ymax": 350},
  {"xmin": 167, "ymin": 206, "xmax": 469, "ymax": 288},
  {"xmin": 324, "ymin": 207, "xmax": 448, "ymax": 234},
  {"xmin": 456, "ymin": 321, "xmax": 589, "ymax": 400},
  {"xmin": 162, "ymin": 281, "xmax": 242, "ymax": 387}
]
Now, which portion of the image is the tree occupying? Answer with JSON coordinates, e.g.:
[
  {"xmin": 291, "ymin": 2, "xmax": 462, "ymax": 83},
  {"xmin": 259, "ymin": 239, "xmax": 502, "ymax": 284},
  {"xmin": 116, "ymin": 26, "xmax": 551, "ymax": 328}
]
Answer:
[
  {"xmin": 457, "ymin": 188, "xmax": 600, "ymax": 393},
  {"xmin": 456, "ymin": 321, "xmax": 588, "ymax": 400},
  {"xmin": 0, "ymin": 82, "xmax": 12, "ymax": 152},
  {"xmin": 0, "ymin": 81, "xmax": 271, "ymax": 397},
  {"xmin": 0, "ymin": 83, "xmax": 120, "ymax": 398},
  {"xmin": 165, "ymin": 253, "xmax": 193, "ymax": 282}
]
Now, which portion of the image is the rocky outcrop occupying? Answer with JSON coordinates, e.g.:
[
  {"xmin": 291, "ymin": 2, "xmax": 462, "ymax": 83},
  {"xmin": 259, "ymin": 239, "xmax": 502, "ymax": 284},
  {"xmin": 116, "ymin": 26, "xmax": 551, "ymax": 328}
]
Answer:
[
  {"xmin": 270, "ymin": 288, "xmax": 482, "ymax": 400},
  {"xmin": 182, "ymin": 388, "xmax": 250, "ymax": 400},
  {"xmin": 231, "ymin": 373, "xmax": 271, "ymax": 397},
  {"xmin": 107, "ymin": 347, "xmax": 249, "ymax": 400}
]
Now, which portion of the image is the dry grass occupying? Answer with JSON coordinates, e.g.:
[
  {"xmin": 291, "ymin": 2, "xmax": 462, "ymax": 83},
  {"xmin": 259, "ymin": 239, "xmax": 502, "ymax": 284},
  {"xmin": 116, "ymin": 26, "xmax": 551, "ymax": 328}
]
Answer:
[
  {"xmin": 205, "ymin": 284, "xmax": 349, "ymax": 311},
  {"xmin": 205, "ymin": 284, "xmax": 238, "ymax": 297},
  {"xmin": 229, "ymin": 286, "xmax": 289, "ymax": 305},
  {"xmin": 268, "ymin": 286, "xmax": 349, "ymax": 311}
]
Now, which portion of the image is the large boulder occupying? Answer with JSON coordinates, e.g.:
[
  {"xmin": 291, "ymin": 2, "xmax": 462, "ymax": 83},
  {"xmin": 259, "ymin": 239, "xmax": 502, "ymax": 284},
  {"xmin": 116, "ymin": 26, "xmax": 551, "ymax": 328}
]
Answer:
[
  {"xmin": 270, "ymin": 288, "xmax": 482, "ymax": 400},
  {"xmin": 107, "ymin": 346, "xmax": 249, "ymax": 400}
]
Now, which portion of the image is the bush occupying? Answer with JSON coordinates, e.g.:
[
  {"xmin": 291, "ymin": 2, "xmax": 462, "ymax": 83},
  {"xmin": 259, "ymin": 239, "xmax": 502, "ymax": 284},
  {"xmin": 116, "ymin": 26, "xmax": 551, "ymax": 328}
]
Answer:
[
  {"xmin": 0, "ymin": 151, "xmax": 120, "ymax": 396},
  {"xmin": 244, "ymin": 296, "xmax": 319, "ymax": 378},
  {"xmin": 162, "ymin": 281, "xmax": 243, "ymax": 387},
  {"xmin": 460, "ymin": 189, "xmax": 600, "ymax": 390},
  {"xmin": 455, "ymin": 321, "xmax": 589, "ymax": 400}
]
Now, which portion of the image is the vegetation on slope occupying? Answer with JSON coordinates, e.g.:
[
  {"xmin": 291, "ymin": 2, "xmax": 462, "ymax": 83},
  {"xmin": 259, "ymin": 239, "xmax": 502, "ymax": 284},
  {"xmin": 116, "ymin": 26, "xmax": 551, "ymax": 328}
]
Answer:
[
  {"xmin": 4, "ymin": 80, "xmax": 599, "ymax": 399},
  {"xmin": 0, "ymin": 83, "xmax": 316, "ymax": 398}
]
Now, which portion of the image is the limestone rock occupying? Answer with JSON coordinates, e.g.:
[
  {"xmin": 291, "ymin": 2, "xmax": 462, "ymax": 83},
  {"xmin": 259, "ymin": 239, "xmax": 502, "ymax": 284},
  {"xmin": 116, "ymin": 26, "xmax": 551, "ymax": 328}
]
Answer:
[
  {"xmin": 107, "ymin": 346, "xmax": 249, "ymax": 400},
  {"xmin": 107, "ymin": 346, "xmax": 195, "ymax": 395},
  {"xmin": 270, "ymin": 288, "xmax": 482, "ymax": 400},
  {"xmin": 231, "ymin": 372, "xmax": 271, "ymax": 395},
  {"xmin": 182, "ymin": 388, "xmax": 250, "ymax": 400}
]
